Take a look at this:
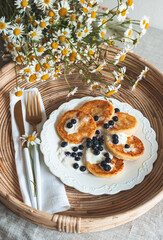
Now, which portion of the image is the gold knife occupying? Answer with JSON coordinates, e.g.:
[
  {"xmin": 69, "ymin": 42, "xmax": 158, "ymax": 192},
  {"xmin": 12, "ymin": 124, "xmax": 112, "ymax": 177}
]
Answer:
[{"xmin": 14, "ymin": 100, "xmax": 37, "ymax": 209}]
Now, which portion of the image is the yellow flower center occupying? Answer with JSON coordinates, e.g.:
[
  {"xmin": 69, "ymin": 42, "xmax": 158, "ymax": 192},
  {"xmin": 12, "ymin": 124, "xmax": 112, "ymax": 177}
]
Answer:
[
  {"xmin": 116, "ymin": 79, "xmax": 121, "ymax": 84},
  {"xmin": 15, "ymin": 90, "xmax": 23, "ymax": 97},
  {"xmin": 51, "ymin": 42, "xmax": 58, "ymax": 49},
  {"xmin": 77, "ymin": 32, "xmax": 82, "ymax": 37},
  {"xmin": 106, "ymin": 90, "xmax": 115, "ymax": 96},
  {"xmin": 97, "ymin": 65, "xmax": 103, "ymax": 71},
  {"xmin": 0, "ymin": 23, "xmax": 6, "ymax": 29},
  {"xmin": 63, "ymin": 30, "xmax": 67, "ymax": 35},
  {"xmin": 121, "ymin": 9, "xmax": 126, "ymax": 16},
  {"xmin": 14, "ymin": 28, "xmax": 21, "ymax": 36},
  {"xmin": 91, "ymin": 11, "xmax": 97, "ymax": 18},
  {"xmin": 21, "ymin": 1, "xmax": 28, "ymax": 7},
  {"xmin": 128, "ymin": 29, "xmax": 132, "ymax": 36},
  {"xmin": 87, "ymin": 3, "xmax": 92, "ymax": 7},
  {"xmin": 119, "ymin": 73, "xmax": 123, "ymax": 77},
  {"xmin": 16, "ymin": 46, "xmax": 21, "ymax": 51},
  {"xmin": 58, "ymin": 35, "xmax": 66, "ymax": 42},
  {"xmin": 143, "ymin": 19, "xmax": 146, "ymax": 25},
  {"xmin": 84, "ymin": 29, "xmax": 89, "ymax": 34},
  {"xmin": 8, "ymin": 42, "xmax": 14, "ymax": 51},
  {"xmin": 69, "ymin": 51, "xmax": 77, "ymax": 61},
  {"xmin": 145, "ymin": 23, "xmax": 149, "ymax": 29},
  {"xmin": 143, "ymin": 71, "xmax": 147, "ymax": 76},
  {"xmin": 119, "ymin": 54, "xmax": 125, "ymax": 62},
  {"xmin": 24, "ymin": 68, "xmax": 31, "ymax": 73},
  {"xmin": 62, "ymin": 49, "xmax": 68, "ymax": 55},
  {"xmin": 59, "ymin": 8, "xmax": 67, "ymax": 17},
  {"xmin": 82, "ymin": 7, "xmax": 88, "ymax": 13},
  {"xmin": 29, "ymin": 16, "xmax": 33, "ymax": 22},
  {"xmin": 26, "ymin": 136, "xmax": 35, "ymax": 141},
  {"xmin": 29, "ymin": 74, "xmax": 37, "ymax": 82},
  {"xmin": 16, "ymin": 18, "xmax": 22, "ymax": 23},
  {"xmin": 80, "ymin": 0, "xmax": 85, "ymax": 3},
  {"xmin": 29, "ymin": 55, "xmax": 36, "ymax": 62},
  {"xmin": 16, "ymin": 55, "xmax": 24, "ymax": 63},
  {"xmin": 108, "ymin": 40, "xmax": 114, "ymax": 46},
  {"xmin": 39, "ymin": 22, "xmax": 46, "ymax": 28},
  {"xmin": 70, "ymin": 14, "xmax": 76, "ymax": 21},
  {"xmin": 89, "ymin": 50, "xmax": 94, "ymax": 56},
  {"xmin": 22, "ymin": 74, "xmax": 25, "ymax": 80},
  {"xmin": 32, "ymin": 22, "xmax": 37, "ymax": 27},
  {"xmin": 44, "ymin": 0, "xmax": 50, "ymax": 3},
  {"xmin": 101, "ymin": 31, "xmax": 105, "ymax": 38},
  {"xmin": 30, "ymin": 32, "xmax": 36, "ymax": 37},
  {"xmin": 2, "ymin": 35, "xmax": 8, "ymax": 40},
  {"xmin": 43, "ymin": 62, "xmax": 50, "ymax": 69},
  {"xmin": 102, "ymin": 18, "xmax": 107, "ymax": 24},
  {"xmin": 127, "ymin": 0, "xmax": 133, "ymax": 6},
  {"xmin": 37, "ymin": 47, "xmax": 44, "ymax": 52},
  {"xmin": 35, "ymin": 63, "xmax": 41, "ymax": 72},
  {"xmin": 54, "ymin": 73, "xmax": 58, "ymax": 78},
  {"xmin": 41, "ymin": 74, "xmax": 49, "ymax": 80},
  {"xmin": 135, "ymin": 82, "xmax": 138, "ymax": 87},
  {"xmin": 48, "ymin": 10, "xmax": 54, "ymax": 17},
  {"xmin": 92, "ymin": 85, "xmax": 98, "ymax": 90}
]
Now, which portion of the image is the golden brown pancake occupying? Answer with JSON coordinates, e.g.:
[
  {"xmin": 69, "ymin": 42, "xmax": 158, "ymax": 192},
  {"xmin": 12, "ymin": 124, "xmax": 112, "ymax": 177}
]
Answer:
[
  {"xmin": 108, "ymin": 112, "xmax": 138, "ymax": 136},
  {"xmin": 57, "ymin": 110, "xmax": 96, "ymax": 144},
  {"xmin": 105, "ymin": 135, "xmax": 144, "ymax": 161},
  {"xmin": 86, "ymin": 157, "xmax": 124, "ymax": 177},
  {"xmin": 79, "ymin": 100, "xmax": 114, "ymax": 128}
]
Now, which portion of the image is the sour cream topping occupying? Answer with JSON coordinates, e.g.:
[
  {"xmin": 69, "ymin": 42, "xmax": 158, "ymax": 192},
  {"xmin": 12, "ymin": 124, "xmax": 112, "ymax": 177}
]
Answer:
[
  {"xmin": 107, "ymin": 133, "xmax": 128, "ymax": 145},
  {"xmin": 64, "ymin": 117, "xmax": 89, "ymax": 135}
]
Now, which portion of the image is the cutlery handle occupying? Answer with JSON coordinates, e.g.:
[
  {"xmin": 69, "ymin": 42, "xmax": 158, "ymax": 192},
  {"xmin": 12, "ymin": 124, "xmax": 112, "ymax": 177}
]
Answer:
[
  {"xmin": 33, "ymin": 145, "xmax": 42, "ymax": 211},
  {"xmin": 23, "ymin": 148, "xmax": 37, "ymax": 209}
]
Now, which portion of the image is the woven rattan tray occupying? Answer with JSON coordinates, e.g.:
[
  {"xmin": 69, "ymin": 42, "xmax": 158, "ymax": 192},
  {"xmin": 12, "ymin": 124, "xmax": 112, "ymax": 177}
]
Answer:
[{"xmin": 0, "ymin": 50, "xmax": 163, "ymax": 233}]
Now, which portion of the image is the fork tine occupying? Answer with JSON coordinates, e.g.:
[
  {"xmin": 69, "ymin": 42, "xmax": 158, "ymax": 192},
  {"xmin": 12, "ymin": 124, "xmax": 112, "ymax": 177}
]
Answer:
[
  {"xmin": 31, "ymin": 92, "xmax": 34, "ymax": 116},
  {"xmin": 34, "ymin": 92, "xmax": 37, "ymax": 116},
  {"xmin": 37, "ymin": 92, "xmax": 42, "ymax": 118},
  {"xmin": 26, "ymin": 92, "xmax": 30, "ymax": 119}
]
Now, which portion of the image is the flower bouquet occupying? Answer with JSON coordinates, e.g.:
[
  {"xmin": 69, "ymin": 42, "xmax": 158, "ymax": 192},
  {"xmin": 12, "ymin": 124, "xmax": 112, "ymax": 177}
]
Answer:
[{"xmin": 0, "ymin": 0, "xmax": 149, "ymax": 97}]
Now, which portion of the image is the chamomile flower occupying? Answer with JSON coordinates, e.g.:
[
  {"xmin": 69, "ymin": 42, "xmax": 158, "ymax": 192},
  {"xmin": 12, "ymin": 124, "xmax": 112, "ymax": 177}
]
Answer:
[
  {"xmin": 139, "ymin": 66, "xmax": 149, "ymax": 79},
  {"xmin": 99, "ymin": 28, "xmax": 106, "ymax": 38},
  {"xmin": 2, "ymin": 53, "xmax": 10, "ymax": 61},
  {"xmin": 126, "ymin": 0, "xmax": 134, "ymax": 10},
  {"xmin": 67, "ymin": 87, "xmax": 78, "ymax": 97},
  {"xmin": 98, "ymin": 17, "xmax": 108, "ymax": 27},
  {"xmin": 140, "ymin": 16, "xmax": 149, "ymax": 30},
  {"xmin": 27, "ymin": 72, "xmax": 39, "ymax": 82},
  {"xmin": 113, "ymin": 67, "xmax": 126, "ymax": 84},
  {"xmin": 20, "ymin": 131, "xmax": 40, "ymax": 147},
  {"xmin": 114, "ymin": 50, "xmax": 126, "ymax": 65},
  {"xmin": 124, "ymin": 25, "xmax": 133, "ymax": 38},
  {"xmin": 90, "ymin": 61, "xmax": 106, "ymax": 73},
  {"xmin": 29, "ymin": 28, "xmax": 43, "ymax": 41},
  {"xmin": 117, "ymin": 3, "xmax": 128, "ymax": 22},
  {"xmin": 83, "ymin": 26, "xmax": 92, "ymax": 36},
  {"xmin": 103, "ymin": 84, "xmax": 121, "ymax": 96},
  {"xmin": 38, "ymin": 69, "xmax": 50, "ymax": 81},
  {"xmin": 37, "ymin": 18, "xmax": 50, "ymax": 29},
  {"xmin": 15, "ymin": 0, "xmax": 30, "ymax": 14},
  {"xmin": 15, "ymin": 15, "xmax": 22, "ymax": 24},
  {"xmin": 0, "ymin": 17, "xmax": 10, "ymax": 35},
  {"xmin": 76, "ymin": 30, "xmax": 83, "ymax": 40},
  {"xmin": 57, "ymin": 0, "xmax": 71, "ymax": 18},
  {"xmin": 132, "ymin": 78, "xmax": 141, "ymax": 90},
  {"xmin": 89, "ymin": 82, "xmax": 100, "ymax": 91},
  {"xmin": 13, "ymin": 53, "xmax": 26, "ymax": 65},
  {"xmin": 8, "ymin": 24, "xmax": 24, "ymax": 42},
  {"xmin": 37, "ymin": 0, "xmax": 54, "ymax": 10},
  {"xmin": 11, "ymin": 86, "xmax": 24, "ymax": 97},
  {"xmin": 69, "ymin": 14, "xmax": 77, "ymax": 27}
]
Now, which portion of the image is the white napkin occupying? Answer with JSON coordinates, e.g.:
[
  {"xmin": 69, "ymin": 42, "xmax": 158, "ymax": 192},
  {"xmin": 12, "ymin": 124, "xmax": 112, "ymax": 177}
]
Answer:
[{"xmin": 10, "ymin": 88, "xmax": 70, "ymax": 213}]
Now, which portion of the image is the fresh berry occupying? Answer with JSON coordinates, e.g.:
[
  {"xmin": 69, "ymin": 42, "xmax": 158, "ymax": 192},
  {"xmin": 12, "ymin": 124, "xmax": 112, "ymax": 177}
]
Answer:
[
  {"xmin": 99, "ymin": 137, "xmax": 104, "ymax": 145},
  {"xmin": 86, "ymin": 138, "xmax": 92, "ymax": 142},
  {"xmin": 103, "ymin": 123, "xmax": 109, "ymax": 129},
  {"xmin": 71, "ymin": 152, "xmax": 77, "ymax": 157},
  {"xmin": 112, "ymin": 134, "xmax": 118, "ymax": 140},
  {"xmin": 104, "ymin": 152, "xmax": 109, "ymax": 158},
  {"xmin": 93, "ymin": 136, "xmax": 97, "ymax": 141},
  {"xmin": 115, "ymin": 108, "xmax": 120, "ymax": 113},
  {"xmin": 93, "ymin": 140, "xmax": 98, "ymax": 145},
  {"xmin": 71, "ymin": 119, "xmax": 77, "ymax": 124},
  {"xmin": 78, "ymin": 152, "xmax": 83, "ymax": 157},
  {"xmin": 61, "ymin": 141, "xmax": 68, "ymax": 147},
  {"xmin": 93, "ymin": 150, "xmax": 100, "ymax": 155},
  {"xmin": 80, "ymin": 166, "xmax": 86, "ymax": 172},
  {"xmin": 95, "ymin": 130, "xmax": 100, "ymax": 135},
  {"xmin": 105, "ymin": 157, "xmax": 111, "ymax": 163},
  {"xmin": 113, "ymin": 116, "xmax": 118, "ymax": 122},
  {"xmin": 86, "ymin": 142, "xmax": 92, "ymax": 148},
  {"xmin": 125, "ymin": 144, "xmax": 130, "ymax": 148},
  {"xmin": 67, "ymin": 122, "xmax": 73, "ymax": 128},
  {"xmin": 94, "ymin": 115, "xmax": 99, "ymax": 121},
  {"xmin": 113, "ymin": 139, "xmax": 119, "ymax": 144},
  {"xmin": 72, "ymin": 146, "xmax": 78, "ymax": 152},
  {"xmin": 101, "ymin": 160, "xmax": 107, "ymax": 167},
  {"xmin": 65, "ymin": 151, "xmax": 71, "ymax": 156},
  {"xmin": 108, "ymin": 120, "xmax": 114, "ymax": 126},
  {"xmin": 92, "ymin": 145, "xmax": 98, "ymax": 150},
  {"xmin": 75, "ymin": 156, "xmax": 80, "ymax": 161},
  {"xmin": 79, "ymin": 145, "xmax": 84, "ymax": 150},
  {"xmin": 104, "ymin": 165, "xmax": 111, "ymax": 171},
  {"xmin": 98, "ymin": 146, "xmax": 103, "ymax": 151},
  {"xmin": 73, "ymin": 163, "xmax": 79, "ymax": 169}
]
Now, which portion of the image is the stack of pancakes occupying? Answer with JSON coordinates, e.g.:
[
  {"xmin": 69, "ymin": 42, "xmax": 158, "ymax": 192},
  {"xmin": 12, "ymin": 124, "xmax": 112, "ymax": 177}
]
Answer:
[{"xmin": 57, "ymin": 100, "xmax": 144, "ymax": 177}]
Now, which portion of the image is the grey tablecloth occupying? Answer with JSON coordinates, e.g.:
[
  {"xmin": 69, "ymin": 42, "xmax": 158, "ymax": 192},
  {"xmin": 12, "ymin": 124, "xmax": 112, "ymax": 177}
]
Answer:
[{"xmin": 0, "ymin": 27, "xmax": 163, "ymax": 240}]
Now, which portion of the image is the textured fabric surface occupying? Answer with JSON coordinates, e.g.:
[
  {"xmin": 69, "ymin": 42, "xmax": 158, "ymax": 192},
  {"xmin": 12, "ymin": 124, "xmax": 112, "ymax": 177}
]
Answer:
[{"xmin": 0, "ymin": 26, "xmax": 163, "ymax": 239}]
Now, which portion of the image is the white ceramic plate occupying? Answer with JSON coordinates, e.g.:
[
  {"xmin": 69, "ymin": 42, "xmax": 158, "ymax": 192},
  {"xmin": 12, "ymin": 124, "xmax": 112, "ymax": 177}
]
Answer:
[{"xmin": 40, "ymin": 96, "xmax": 158, "ymax": 195}]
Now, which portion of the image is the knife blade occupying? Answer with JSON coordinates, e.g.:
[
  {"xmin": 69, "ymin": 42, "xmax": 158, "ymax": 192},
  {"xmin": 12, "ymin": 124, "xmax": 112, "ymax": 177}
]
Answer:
[{"xmin": 14, "ymin": 100, "xmax": 37, "ymax": 209}]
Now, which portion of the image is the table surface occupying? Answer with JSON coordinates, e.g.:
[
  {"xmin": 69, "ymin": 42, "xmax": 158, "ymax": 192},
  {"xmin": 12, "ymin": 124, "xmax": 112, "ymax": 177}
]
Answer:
[{"xmin": 0, "ymin": 26, "xmax": 163, "ymax": 240}]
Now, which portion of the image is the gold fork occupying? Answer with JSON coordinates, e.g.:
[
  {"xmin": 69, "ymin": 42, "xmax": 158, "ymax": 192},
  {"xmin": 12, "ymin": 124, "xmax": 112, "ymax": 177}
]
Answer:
[{"xmin": 26, "ymin": 92, "xmax": 42, "ymax": 210}]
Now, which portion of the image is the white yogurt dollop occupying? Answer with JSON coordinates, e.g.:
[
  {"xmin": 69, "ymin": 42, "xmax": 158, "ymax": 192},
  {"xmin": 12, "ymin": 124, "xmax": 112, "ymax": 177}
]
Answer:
[
  {"xmin": 107, "ymin": 133, "xmax": 128, "ymax": 146},
  {"xmin": 64, "ymin": 117, "xmax": 89, "ymax": 135}
]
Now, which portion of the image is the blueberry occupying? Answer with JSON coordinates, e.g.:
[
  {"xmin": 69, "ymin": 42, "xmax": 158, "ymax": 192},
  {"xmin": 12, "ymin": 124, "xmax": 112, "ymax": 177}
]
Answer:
[
  {"xmin": 105, "ymin": 157, "xmax": 111, "ymax": 163},
  {"xmin": 92, "ymin": 145, "xmax": 98, "ymax": 150},
  {"xmin": 95, "ymin": 130, "xmax": 100, "ymax": 135},
  {"xmin": 93, "ymin": 140, "xmax": 98, "ymax": 145},
  {"xmin": 86, "ymin": 138, "xmax": 92, "ymax": 142},
  {"xmin": 71, "ymin": 118, "xmax": 77, "ymax": 124},
  {"xmin": 104, "ymin": 165, "xmax": 111, "ymax": 171},
  {"xmin": 94, "ymin": 115, "xmax": 99, "ymax": 121},
  {"xmin": 113, "ymin": 116, "xmax": 118, "ymax": 122},
  {"xmin": 75, "ymin": 156, "xmax": 80, "ymax": 161},
  {"xmin": 125, "ymin": 144, "xmax": 130, "ymax": 148},
  {"xmin": 104, "ymin": 123, "xmax": 109, "ymax": 129},
  {"xmin": 113, "ymin": 139, "xmax": 119, "ymax": 144},
  {"xmin": 101, "ymin": 160, "xmax": 107, "ymax": 167},
  {"xmin": 99, "ymin": 137, "xmax": 104, "ymax": 145},
  {"xmin": 80, "ymin": 166, "xmax": 86, "ymax": 172},
  {"xmin": 72, "ymin": 146, "xmax": 78, "ymax": 152},
  {"xmin": 71, "ymin": 152, "xmax": 77, "ymax": 157},
  {"xmin": 98, "ymin": 146, "xmax": 103, "ymax": 151},
  {"xmin": 65, "ymin": 151, "xmax": 71, "ymax": 156},
  {"xmin": 93, "ymin": 150, "xmax": 100, "ymax": 155},
  {"xmin": 108, "ymin": 120, "xmax": 114, "ymax": 126},
  {"xmin": 115, "ymin": 108, "xmax": 120, "ymax": 113},
  {"xmin": 112, "ymin": 134, "xmax": 118, "ymax": 140},
  {"xmin": 93, "ymin": 136, "xmax": 97, "ymax": 141},
  {"xmin": 67, "ymin": 122, "xmax": 73, "ymax": 128},
  {"xmin": 79, "ymin": 145, "xmax": 84, "ymax": 150},
  {"xmin": 86, "ymin": 142, "xmax": 92, "ymax": 148},
  {"xmin": 73, "ymin": 163, "xmax": 79, "ymax": 169},
  {"xmin": 78, "ymin": 152, "xmax": 83, "ymax": 157},
  {"xmin": 104, "ymin": 152, "xmax": 109, "ymax": 158},
  {"xmin": 61, "ymin": 141, "xmax": 68, "ymax": 147}
]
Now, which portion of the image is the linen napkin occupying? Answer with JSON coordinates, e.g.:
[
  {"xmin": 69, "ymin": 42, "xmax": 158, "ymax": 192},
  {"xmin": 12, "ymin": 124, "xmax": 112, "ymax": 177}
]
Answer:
[{"xmin": 10, "ymin": 88, "xmax": 70, "ymax": 213}]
